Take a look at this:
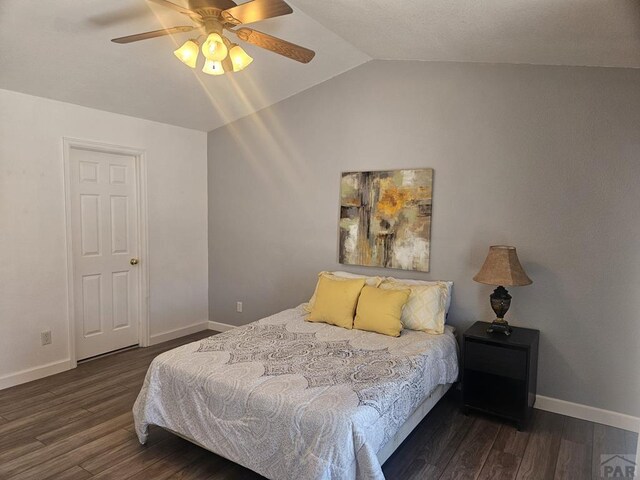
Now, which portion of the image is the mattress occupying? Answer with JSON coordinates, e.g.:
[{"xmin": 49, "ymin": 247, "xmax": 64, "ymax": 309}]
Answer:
[{"xmin": 133, "ymin": 305, "xmax": 459, "ymax": 480}]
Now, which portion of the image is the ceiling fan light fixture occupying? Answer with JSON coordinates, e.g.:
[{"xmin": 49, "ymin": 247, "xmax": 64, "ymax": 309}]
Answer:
[
  {"xmin": 173, "ymin": 39, "xmax": 199, "ymax": 68},
  {"xmin": 111, "ymin": 0, "xmax": 316, "ymax": 76},
  {"xmin": 229, "ymin": 45, "xmax": 253, "ymax": 72},
  {"xmin": 202, "ymin": 59, "xmax": 225, "ymax": 76},
  {"xmin": 202, "ymin": 33, "xmax": 228, "ymax": 61}
]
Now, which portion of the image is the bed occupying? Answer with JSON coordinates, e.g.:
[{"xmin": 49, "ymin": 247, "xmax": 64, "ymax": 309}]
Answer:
[{"xmin": 133, "ymin": 305, "xmax": 459, "ymax": 480}]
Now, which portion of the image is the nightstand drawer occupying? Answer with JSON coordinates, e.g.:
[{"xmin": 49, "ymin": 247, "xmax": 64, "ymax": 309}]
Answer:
[{"xmin": 464, "ymin": 341, "xmax": 527, "ymax": 380}]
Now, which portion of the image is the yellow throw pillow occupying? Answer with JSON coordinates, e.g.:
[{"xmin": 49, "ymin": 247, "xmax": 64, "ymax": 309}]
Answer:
[
  {"xmin": 306, "ymin": 276, "xmax": 366, "ymax": 329},
  {"xmin": 379, "ymin": 280, "xmax": 448, "ymax": 334},
  {"xmin": 305, "ymin": 271, "xmax": 383, "ymax": 313},
  {"xmin": 353, "ymin": 286, "xmax": 410, "ymax": 337}
]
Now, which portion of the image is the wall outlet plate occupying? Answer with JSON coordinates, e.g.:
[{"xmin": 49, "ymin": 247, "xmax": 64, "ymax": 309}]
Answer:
[
  {"xmin": 236, "ymin": 301, "xmax": 243, "ymax": 313},
  {"xmin": 41, "ymin": 330, "xmax": 52, "ymax": 346}
]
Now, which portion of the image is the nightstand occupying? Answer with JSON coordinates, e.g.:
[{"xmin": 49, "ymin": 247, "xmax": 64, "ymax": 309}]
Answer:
[{"xmin": 462, "ymin": 321, "xmax": 539, "ymax": 430}]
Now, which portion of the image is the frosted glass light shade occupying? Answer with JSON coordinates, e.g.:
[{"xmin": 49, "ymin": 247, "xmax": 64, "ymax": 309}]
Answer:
[
  {"xmin": 174, "ymin": 40, "xmax": 199, "ymax": 68},
  {"xmin": 202, "ymin": 59, "xmax": 225, "ymax": 75},
  {"xmin": 201, "ymin": 33, "xmax": 228, "ymax": 61},
  {"xmin": 229, "ymin": 45, "xmax": 253, "ymax": 72}
]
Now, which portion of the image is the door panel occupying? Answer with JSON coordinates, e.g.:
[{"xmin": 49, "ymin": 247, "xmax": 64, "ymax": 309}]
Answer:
[
  {"xmin": 109, "ymin": 164, "xmax": 127, "ymax": 185},
  {"xmin": 80, "ymin": 195, "xmax": 101, "ymax": 256},
  {"xmin": 79, "ymin": 161, "xmax": 99, "ymax": 183},
  {"xmin": 110, "ymin": 196, "xmax": 129, "ymax": 254},
  {"xmin": 82, "ymin": 274, "xmax": 102, "ymax": 336},
  {"xmin": 70, "ymin": 147, "xmax": 139, "ymax": 360},
  {"xmin": 112, "ymin": 271, "xmax": 130, "ymax": 329}
]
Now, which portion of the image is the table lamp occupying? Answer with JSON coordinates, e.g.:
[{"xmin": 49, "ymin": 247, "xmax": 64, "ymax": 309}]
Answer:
[{"xmin": 473, "ymin": 245, "xmax": 532, "ymax": 335}]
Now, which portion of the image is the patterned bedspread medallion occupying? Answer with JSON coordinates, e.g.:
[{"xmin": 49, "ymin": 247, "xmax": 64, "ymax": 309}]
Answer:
[{"xmin": 197, "ymin": 324, "xmax": 428, "ymax": 414}]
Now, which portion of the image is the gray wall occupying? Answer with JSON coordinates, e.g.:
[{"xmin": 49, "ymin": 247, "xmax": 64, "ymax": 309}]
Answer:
[{"xmin": 208, "ymin": 60, "xmax": 640, "ymax": 416}]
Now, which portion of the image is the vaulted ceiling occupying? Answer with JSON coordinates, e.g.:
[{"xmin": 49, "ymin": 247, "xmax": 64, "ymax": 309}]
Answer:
[
  {"xmin": 1, "ymin": 0, "xmax": 639, "ymax": 131},
  {"xmin": 0, "ymin": 0, "xmax": 369, "ymax": 131},
  {"xmin": 294, "ymin": 0, "xmax": 640, "ymax": 67}
]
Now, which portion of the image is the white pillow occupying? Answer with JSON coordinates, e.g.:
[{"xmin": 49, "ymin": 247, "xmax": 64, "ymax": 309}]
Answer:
[
  {"xmin": 384, "ymin": 277, "xmax": 453, "ymax": 313},
  {"xmin": 380, "ymin": 279, "xmax": 450, "ymax": 334},
  {"xmin": 305, "ymin": 271, "xmax": 383, "ymax": 312},
  {"xmin": 330, "ymin": 271, "xmax": 384, "ymax": 283}
]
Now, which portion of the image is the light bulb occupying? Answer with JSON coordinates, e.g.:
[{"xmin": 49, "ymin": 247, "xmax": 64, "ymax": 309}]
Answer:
[
  {"xmin": 173, "ymin": 40, "xmax": 199, "ymax": 68},
  {"xmin": 202, "ymin": 59, "xmax": 225, "ymax": 76},
  {"xmin": 229, "ymin": 45, "xmax": 253, "ymax": 72},
  {"xmin": 201, "ymin": 33, "xmax": 228, "ymax": 61}
]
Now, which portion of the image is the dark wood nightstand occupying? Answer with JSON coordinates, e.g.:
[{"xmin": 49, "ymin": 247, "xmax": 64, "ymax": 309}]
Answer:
[{"xmin": 462, "ymin": 321, "xmax": 539, "ymax": 430}]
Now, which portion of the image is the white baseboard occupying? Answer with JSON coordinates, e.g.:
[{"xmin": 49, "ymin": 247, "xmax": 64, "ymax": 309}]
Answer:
[
  {"xmin": 536, "ymin": 395, "xmax": 639, "ymax": 432},
  {"xmin": 208, "ymin": 321, "xmax": 236, "ymax": 332},
  {"xmin": 0, "ymin": 359, "xmax": 73, "ymax": 391},
  {"xmin": 149, "ymin": 321, "xmax": 210, "ymax": 346}
]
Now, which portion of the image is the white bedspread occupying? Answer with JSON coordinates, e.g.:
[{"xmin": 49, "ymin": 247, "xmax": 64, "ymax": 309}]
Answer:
[{"xmin": 133, "ymin": 305, "xmax": 459, "ymax": 480}]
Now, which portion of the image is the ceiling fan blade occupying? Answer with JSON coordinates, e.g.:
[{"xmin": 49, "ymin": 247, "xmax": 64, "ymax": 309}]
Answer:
[
  {"xmin": 111, "ymin": 25, "xmax": 196, "ymax": 44},
  {"xmin": 146, "ymin": 0, "xmax": 201, "ymax": 18},
  {"xmin": 88, "ymin": 5, "xmax": 150, "ymax": 27},
  {"xmin": 232, "ymin": 28, "xmax": 315, "ymax": 63},
  {"xmin": 221, "ymin": 0, "xmax": 292, "ymax": 25}
]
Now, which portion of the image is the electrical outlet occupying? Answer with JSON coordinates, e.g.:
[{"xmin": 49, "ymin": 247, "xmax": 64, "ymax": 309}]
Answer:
[
  {"xmin": 236, "ymin": 301, "xmax": 243, "ymax": 313},
  {"xmin": 41, "ymin": 330, "xmax": 52, "ymax": 346}
]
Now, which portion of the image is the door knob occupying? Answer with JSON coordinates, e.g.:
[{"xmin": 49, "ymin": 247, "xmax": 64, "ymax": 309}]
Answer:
[{"xmin": 130, "ymin": 258, "xmax": 139, "ymax": 266}]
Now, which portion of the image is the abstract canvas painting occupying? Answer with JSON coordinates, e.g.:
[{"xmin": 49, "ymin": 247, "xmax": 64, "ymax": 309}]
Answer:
[{"xmin": 339, "ymin": 169, "xmax": 433, "ymax": 272}]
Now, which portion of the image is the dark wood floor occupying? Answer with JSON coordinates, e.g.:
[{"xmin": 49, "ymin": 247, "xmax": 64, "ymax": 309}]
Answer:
[{"xmin": 0, "ymin": 331, "xmax": 636, "ymax": 480}]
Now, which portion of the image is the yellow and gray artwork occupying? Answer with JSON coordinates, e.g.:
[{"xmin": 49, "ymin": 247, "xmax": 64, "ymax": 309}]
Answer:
[{"xmin": 339, "ymin": 169, "xmax": 433, "ymax": 272}]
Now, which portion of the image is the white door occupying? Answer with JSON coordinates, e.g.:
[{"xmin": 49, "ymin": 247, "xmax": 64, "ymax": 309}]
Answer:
[{"xmin": 69, "ymin": 147, "xmax": 140, "ymax": 360}]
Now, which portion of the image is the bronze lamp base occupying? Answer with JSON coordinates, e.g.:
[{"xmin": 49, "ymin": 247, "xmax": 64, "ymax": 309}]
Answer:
[
  {"xmin": 487, "ymin": 286, "xmax": 512, "ymax": 336},
  {"xmin": 487, "ymin": 318, "xmax": 512, "ymax": 336}
]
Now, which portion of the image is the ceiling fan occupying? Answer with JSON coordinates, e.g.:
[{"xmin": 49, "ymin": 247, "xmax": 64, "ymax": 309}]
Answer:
[{"xmin": 111, "ymin": 0, "xmax": 315, "ymax": 75}]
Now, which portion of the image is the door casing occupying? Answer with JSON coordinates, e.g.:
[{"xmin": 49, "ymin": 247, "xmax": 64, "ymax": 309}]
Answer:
[{"xmin": 63, "ymin": 137, "xmax": 150, "ymax": 367}]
